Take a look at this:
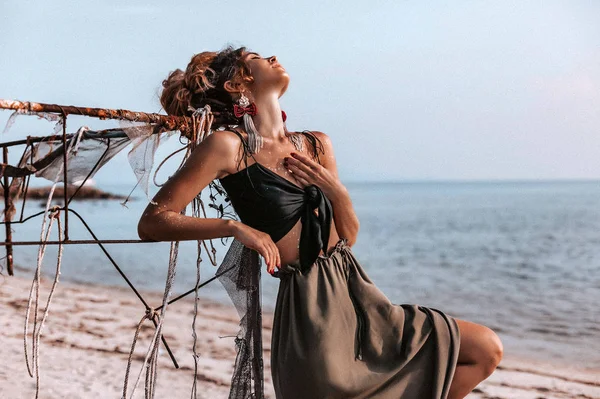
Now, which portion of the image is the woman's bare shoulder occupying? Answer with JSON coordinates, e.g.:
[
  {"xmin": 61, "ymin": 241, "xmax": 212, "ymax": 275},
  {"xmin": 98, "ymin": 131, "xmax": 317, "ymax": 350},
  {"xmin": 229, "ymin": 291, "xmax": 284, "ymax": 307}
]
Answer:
[
  {"xmin": 197, "ymin": 129, "xmax": 244, "ymax": 156},
  {"xmin": 307, "ymin": 130, "xmax": 331, "ymax": 144},
  {"xmin": 186, "ymin": 129, "xmax": 246, "ymax": 176},
  {"xmin": 303, "ymin": 130, "xmax": 338, "ymax": 172},
  {"xmin": 301, "ymin": 130, "xmax": 334, "ymax": 156}
]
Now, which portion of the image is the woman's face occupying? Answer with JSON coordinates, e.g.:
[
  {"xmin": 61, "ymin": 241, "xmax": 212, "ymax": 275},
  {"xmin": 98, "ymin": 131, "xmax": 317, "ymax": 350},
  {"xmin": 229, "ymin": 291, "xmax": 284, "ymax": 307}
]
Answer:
[{"xmin": 243, "ymin": 51, "xmax": 290, "ymax": 97}]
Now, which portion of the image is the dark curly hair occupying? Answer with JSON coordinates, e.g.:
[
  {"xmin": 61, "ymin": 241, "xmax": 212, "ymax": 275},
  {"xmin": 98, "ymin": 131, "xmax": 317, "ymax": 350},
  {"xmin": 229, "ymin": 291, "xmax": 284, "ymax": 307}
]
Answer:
[{"xmin": 160, "ymin": 45, "xmax": 253, "ymax": 124}]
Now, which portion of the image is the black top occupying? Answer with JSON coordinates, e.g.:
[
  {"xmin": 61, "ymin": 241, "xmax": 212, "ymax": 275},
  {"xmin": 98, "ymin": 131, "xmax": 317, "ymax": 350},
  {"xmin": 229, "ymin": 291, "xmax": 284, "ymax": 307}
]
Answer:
[{"xmin": 218, "ymin": 130, "xmax": 332, "ymax": 271}]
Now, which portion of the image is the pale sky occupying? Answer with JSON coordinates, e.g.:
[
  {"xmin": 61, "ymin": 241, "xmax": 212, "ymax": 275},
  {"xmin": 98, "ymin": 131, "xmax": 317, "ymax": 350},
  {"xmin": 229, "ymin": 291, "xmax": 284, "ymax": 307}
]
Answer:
[{"xmin": 1, "ymin": 1, "xmax": 599, "ymax": 186}]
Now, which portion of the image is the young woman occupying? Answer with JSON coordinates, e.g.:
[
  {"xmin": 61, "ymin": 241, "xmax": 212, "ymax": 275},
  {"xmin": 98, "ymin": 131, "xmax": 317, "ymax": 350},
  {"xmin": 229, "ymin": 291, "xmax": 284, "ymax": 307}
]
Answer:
[{"xmin": 138, "ymin": 46, "xmax": 503, "ymax": 399}]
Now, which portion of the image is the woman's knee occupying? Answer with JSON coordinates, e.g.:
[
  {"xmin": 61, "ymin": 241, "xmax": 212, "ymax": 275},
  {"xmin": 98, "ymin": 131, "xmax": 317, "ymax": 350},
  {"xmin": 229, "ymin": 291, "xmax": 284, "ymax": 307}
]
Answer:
[
  {"xmin": 456, "ymin": 319, "xmax": 503, "ymax": 375},
  {"xmin": 480, "ymin": 326, "xmax": 503, "ymax": 376}
]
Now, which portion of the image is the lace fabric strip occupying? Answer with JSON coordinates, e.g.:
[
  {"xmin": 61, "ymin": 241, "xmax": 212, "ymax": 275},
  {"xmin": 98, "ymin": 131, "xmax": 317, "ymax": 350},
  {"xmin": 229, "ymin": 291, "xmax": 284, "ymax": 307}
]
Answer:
[
  {"xmin": 18, "ymin": 128, "xmax": 131, "ymax": 184},
  {"xmin": 10, "ymin": 123, "xmax": 176, "ymax": 202},
  {"xmin": 217, "ymin": 239, "xmax": 265, "ymax": 399}
]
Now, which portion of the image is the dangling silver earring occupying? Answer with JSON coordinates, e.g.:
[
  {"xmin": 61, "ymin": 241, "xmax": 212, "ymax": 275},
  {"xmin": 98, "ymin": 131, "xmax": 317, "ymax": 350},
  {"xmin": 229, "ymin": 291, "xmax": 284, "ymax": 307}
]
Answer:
[{"xmin": 234, "ymin": 92, "xmax": 263, "ymax": 154}]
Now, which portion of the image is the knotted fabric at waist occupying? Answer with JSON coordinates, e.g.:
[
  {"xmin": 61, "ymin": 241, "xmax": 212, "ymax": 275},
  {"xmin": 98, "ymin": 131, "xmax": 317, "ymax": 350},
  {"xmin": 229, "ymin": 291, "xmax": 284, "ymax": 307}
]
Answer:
[{"xmin": 298, "ymin": 184, "xmax": 333, "ymax": 271}]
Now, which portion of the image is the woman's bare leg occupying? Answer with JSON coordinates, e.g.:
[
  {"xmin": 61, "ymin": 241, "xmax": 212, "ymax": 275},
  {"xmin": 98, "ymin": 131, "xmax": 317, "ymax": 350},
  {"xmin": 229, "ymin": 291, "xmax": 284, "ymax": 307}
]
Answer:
[{"xmin": 447, "ymin": 318, "xmax": 503, "ymax": 399}]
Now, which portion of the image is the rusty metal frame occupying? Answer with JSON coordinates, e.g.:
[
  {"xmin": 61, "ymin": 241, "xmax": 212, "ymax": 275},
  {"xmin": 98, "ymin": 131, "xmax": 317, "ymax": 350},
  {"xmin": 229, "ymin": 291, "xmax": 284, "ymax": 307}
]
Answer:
[{"xmin": 0, "ymin": 98, "xmax": 227, "ymax": 369}]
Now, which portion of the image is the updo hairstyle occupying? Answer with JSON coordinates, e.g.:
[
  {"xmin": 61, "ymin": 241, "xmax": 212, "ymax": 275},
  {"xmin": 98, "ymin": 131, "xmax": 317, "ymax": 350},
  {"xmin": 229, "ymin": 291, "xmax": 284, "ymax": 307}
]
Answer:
[{"xmin": 160, "ymin": 46, "xmax": 252, "ymax": 124}]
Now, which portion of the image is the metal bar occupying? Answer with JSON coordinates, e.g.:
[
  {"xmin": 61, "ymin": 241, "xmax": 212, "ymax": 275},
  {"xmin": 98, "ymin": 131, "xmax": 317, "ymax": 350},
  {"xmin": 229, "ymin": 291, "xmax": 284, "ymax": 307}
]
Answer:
[
  {"xmin": 0, "ymin": 98, "xmax": 193, "ymax": 134},
  {"xmin": 0, "ymin": 239, "xmax": 148, "ymax": 245},
  {"xmin": 19, "ymin": 173, "xmax": 31, "ymax": 222},
  {"xmin": 2, "ymin": 147, "xmax": 13, "ymax": 275},
  {"xmin": 17, "ymin": 141, "xmax": 32, "ymax": 222},
  {"xmin": 155, "ymin": 263, "xmax": 237, "ymax": 312},
  {"xmin": 151, "ymin": 318, "xmax": 179, "ymax": 369},
  {"xmin": 61, "ymin": 115, "xmax": 69, "ymax": 240}
]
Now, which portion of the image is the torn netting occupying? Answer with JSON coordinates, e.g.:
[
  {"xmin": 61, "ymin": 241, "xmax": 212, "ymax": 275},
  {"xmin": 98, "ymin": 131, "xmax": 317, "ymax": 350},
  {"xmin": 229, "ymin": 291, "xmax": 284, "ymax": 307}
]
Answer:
[
  {"xmin": 13, "ymin": 120, "xmax": 177, "ymax": 202},
  {"xmin": 119, "ymin": 121, "xmax": 179, "ymax": 200},
  {"xmin": 2, "ymin": 126, "xmax": 135, "ymax": 221},
  {"xmin": 217, "ymin": 238, "xmax": 265, "ymax": 399},
  {"xmin": 25, "ymin": 126, "xmax": 132, "ymax": 184},
  {"xmin": 15, "ymin": 123, "xmax": 167, "ymax": 186}
]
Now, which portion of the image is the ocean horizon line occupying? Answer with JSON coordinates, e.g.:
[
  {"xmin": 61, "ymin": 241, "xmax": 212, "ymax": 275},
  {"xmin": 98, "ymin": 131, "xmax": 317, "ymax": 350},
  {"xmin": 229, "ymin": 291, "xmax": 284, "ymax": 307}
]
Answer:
[
  {"xmin": 22, "ymin": 177, "xmax": 600, "ymax": 190},
  {"xmin": 344, "ymin": 177, "xmax": 600, "ymax": 184}
]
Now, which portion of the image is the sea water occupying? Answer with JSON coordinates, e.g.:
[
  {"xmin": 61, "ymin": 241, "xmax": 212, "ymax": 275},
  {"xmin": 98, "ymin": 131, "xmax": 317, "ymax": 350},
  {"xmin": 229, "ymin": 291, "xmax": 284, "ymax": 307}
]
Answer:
[{"xmin": 7, "ymin": 180, "xmax": 600, "ymax": 369}]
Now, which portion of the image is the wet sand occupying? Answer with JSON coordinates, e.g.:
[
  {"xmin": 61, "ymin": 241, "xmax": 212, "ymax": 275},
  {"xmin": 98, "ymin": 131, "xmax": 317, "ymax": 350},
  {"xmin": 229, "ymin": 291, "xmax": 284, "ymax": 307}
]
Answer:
[{"xmin": 1, "ymin": 274, "xmax": 598, "ymax": 399}]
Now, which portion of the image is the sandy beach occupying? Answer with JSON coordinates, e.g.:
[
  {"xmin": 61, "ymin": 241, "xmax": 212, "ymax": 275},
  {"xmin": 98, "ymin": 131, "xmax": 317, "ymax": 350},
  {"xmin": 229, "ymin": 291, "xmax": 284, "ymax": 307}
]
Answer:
[{"xmin": 1, "ymin": 273, "xmax": 598, "ymax": 399}]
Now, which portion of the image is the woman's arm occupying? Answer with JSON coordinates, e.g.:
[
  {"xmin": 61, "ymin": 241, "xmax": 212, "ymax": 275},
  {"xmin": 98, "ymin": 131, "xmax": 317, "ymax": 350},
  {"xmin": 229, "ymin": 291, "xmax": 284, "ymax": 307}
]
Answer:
[
  {"xmin": 284, "ymin": 131, "xmax": 360, "ymax": 246},
  {"xmin": 137, "ymin": 130, "xmax": 281, "ymax": 271},
  {"xmin": 137, "ymin": 130, "xmax": 239, "ymax": 242}
]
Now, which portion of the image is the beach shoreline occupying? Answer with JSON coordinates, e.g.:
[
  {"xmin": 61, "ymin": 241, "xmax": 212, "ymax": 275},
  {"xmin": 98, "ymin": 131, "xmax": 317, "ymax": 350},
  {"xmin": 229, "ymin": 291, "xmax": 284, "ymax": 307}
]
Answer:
[{"xmin": 1, "ymin": 274, "xmax": 598, "ymax": 399}]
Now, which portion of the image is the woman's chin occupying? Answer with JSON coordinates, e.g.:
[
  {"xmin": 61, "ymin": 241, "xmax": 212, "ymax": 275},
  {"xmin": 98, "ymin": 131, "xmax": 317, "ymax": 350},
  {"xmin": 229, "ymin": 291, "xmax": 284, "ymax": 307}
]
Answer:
[{"xmin": 278, "ymin": 76, "xmax": 290, "ymax": 98}]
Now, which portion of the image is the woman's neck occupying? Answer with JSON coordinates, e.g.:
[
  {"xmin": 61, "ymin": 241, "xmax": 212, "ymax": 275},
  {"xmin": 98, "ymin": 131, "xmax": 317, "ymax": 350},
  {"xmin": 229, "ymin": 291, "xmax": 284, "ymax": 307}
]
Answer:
[{"xmin": 250, "ymin": 92, "xmax": 286, "ymax": 140}]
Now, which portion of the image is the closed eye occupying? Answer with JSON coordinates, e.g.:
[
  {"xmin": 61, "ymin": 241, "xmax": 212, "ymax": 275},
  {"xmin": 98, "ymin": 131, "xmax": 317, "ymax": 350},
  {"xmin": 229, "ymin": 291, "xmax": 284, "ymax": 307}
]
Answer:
[{"xmin": 246, "ymin": 52, "xmax": 262, "ymax": 60}]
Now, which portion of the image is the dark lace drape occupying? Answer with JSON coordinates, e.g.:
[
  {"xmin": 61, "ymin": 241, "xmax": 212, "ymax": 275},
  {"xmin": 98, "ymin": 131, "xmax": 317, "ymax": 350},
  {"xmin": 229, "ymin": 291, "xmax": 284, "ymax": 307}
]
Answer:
[{"xmin": 217, "ymin": 239, "xmax": 264, "ymax": 399}]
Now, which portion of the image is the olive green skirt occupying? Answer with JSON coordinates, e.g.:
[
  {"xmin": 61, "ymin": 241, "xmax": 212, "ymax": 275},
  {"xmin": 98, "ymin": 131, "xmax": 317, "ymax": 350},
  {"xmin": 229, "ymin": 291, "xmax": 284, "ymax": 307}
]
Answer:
[{"xmin": 271, "ymin": 239, "xmax": 461, "ymax": 399}]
